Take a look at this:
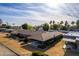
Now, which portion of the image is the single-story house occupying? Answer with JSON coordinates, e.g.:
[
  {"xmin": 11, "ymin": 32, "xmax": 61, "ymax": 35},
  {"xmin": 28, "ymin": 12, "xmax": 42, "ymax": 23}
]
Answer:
[
  {"xmin": 63, "ymin": 32, "xmax": 79, "ymax": 51},
  {"xmin": 11, "ymin": 29, "xmax": 63, "ymax": 49},
  {"xmin": 0, "ymin": 28, "xmax": 14, "ymax": 33}
]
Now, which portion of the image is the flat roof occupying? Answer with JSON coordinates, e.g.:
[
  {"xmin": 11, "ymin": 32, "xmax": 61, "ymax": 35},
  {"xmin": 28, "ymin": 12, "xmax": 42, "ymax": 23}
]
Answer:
[
  {"xmin": 63, "ymin": 38, "xmax": 76, "ymax": 43},
  {"xmin": 63, "ymin": 32, "xmax": 79, "ymax": 37}
]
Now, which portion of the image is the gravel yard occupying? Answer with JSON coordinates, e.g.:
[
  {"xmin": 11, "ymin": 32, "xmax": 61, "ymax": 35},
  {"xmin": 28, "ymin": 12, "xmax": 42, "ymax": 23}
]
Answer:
[
  {"xmin": 45, "ymin": 40, "xmax": 65, "ymax": 56},
  {"xmin": 0, "ymin": 44, "xmax": 17, "ymax": 56},
  {"xmin": 0, "ymin": 32, "xmax": 31, "ymax": 56}
]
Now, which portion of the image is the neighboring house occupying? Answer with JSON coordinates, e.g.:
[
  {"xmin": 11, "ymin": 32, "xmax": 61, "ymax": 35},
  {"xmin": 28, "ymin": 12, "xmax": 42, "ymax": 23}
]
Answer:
[
  {"xmin": 38, "ymin": 27, "xmax": 44, "ymax": 31},
  {"xmin": 11, "ymin": 29, "xmax": 63, "ymax": 49},
  {"xmin": 0, "ymin": 19, "xmax": 3, "ymax": 26},
  {"xmin": 63, "ymin": 32, "xmax": 79, "ymax": 51},
  {"xmin": 0, "ymin": 28, "xmax": 14, "ymax": 33}
]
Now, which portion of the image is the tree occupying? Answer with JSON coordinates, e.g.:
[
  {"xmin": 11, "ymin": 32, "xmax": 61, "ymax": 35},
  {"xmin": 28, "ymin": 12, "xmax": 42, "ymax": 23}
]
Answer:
[
  {"xmin": 22, "ymin": 23, "xmax": 33, "ymax": 30},
  {"xmin": 49, "ymin": 20, "xmax": 52, "ymax": 24},
  {"xmin": 64, "ymin": 21, "xmax": 70, "ymax": 30},
  {"xmin": 50, "ymin": 24, "xmax": 53, "ymax": 30},
  {"xmin": 12, "ymin": 23, "xmax": 15, "ymax": 26},
  {"xmin": 53, "ymin": 20, "xmax": 55, "ymax": 24},
  {"xmin": 61, "ymin": 26, "xmax": 67, "ymax": 30},
  {"xmin": 70, "ymin": 21, "xmax": 75, "ymax": 31},
  {"xmin": 1, "ymin": 24, "xmax": 6, "ymax": 28},
  {"xmin": 28, "ymin": 24, "xmax": 33, "ymax": 30},
  {"xmin": 49, "ymin": 21, "xmax": 53, "ymax": 30},
  {"xmin": 76, "ymin": 20, "xmax": 79, "ymax": 29},
  {"xmin": 60, "ymin": 21, "xmax": 63, "ymax": 25},
  {"xmin": 22, "ymin": 23, "xmax": 28, "ymax": 30},
  {"xmin": 6, "ymin": 25, "xmax": 11, "ymax": 29},
  {"xmin": 0, "ymin": 19, "xmax": 3, "ymax": 25},
  {"xmin": 59, "ymin": 21, "xmax": 64, "ymax": 30},
  {"xmin": 71, "ymin": 21, "xmax": 75, "ymax": 26},
  {"xmin": 53, "ymin": 24, "xmax": 58, "ymax": 30},
  {"xmin": 43, "ymin": 23, "xmax": 49, "ymax": 31},
  {"xmin": 65, "ymin": 21, "xmax": 68, "ymax": 26}
]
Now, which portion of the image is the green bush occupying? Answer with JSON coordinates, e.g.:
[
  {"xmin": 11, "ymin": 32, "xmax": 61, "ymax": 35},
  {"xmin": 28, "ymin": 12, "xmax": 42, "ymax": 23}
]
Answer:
[
  {"xmin": 32, "ymin": 51, "xmax": 47, "ymax": 56},
  {"xmin": 22, "ymin": 23, "xmax": 33, "ymax": 30}
]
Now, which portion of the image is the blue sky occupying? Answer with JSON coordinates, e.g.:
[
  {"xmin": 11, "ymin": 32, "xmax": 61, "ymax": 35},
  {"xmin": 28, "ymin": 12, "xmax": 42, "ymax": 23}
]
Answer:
[{"xmin": 0, "ymin": 3, "xmax": 79, "ymax": 26}]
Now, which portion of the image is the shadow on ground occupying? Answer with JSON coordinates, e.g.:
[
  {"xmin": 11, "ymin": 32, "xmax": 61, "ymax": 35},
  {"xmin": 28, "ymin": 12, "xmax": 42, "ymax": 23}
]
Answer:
[
  {"xmin": 22, "ymin": 39, "xmax": 62, "ymax": 52},
  {"xmin": 64, "ymin": 50, "xmax": 79, "ymax": 56}
]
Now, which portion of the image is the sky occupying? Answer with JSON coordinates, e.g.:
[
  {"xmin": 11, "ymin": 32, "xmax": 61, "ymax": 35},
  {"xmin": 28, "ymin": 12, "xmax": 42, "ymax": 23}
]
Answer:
[{"xmin": 0, "ymin": 3, "xmax": 79, "ymax": 26}]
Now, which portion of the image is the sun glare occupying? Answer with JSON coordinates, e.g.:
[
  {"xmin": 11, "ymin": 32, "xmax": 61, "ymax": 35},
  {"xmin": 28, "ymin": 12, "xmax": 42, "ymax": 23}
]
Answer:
[{"xmin": 46, "ymin": 3, "xmax": 61, "ymax": 8}]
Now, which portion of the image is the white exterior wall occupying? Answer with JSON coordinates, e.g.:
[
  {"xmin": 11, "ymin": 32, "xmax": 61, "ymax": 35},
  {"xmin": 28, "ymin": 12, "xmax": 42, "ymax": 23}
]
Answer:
[{"xmin": 76, "ymin": 38, "xmax": 79, "ymax": 51}]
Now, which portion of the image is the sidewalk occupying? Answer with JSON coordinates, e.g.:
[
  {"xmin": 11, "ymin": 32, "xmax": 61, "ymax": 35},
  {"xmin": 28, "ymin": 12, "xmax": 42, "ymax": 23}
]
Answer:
[{"xmin": 0, "ymin": 32, "xmax": 32, "ymax": 56}]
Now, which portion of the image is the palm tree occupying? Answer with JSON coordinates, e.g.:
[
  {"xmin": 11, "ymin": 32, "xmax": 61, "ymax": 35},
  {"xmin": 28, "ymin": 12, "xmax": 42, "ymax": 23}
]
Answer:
[
  {"xmin": 53, "ymin": 20, "xmax": 55, "ymax": 24},
  {"xmin": 60, "ymin": 21, "xmax": 63, "ymax": 25},
  {"xmin": 71, "ymin": 21, "xmax": 75, "ymax": 26},
  {"xmin": 65, "ymin": 21, "xmax": 68, "ymax": 26},
  {"xmin": 49, "ymin": 20, "xmax": 52, "ymax": 25},
  {"xmin": 49, "ymin": 21, "xmax": 52, "ymax": 30},
  {"xmin": 64, "ymin": 21, "xmax": 69, "ymax": 30},
  {"xmin": 12, "ymin": 23, "xmax": 15, "ymax": 26},
  {"xmin": 0, "ymin": 19, "xmax": 2, "ymax": 25},
  {"xmin": 58, "ymin": 21, "xmax": 63, "ymax": 30},
  {"xmin": 76, "ymin": 20, "xmax": 79, "ymax": 29}
]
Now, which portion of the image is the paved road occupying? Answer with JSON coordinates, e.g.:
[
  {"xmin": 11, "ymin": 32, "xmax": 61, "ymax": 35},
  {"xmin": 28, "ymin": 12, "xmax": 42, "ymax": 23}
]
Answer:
[{"xmin": 0, "ymin": 44, "xmax": 17, "ymax": 56}]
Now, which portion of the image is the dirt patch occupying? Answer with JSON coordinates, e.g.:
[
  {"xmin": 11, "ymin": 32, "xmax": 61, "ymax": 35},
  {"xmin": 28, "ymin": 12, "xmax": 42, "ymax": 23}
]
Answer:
[
  {"xmin": 45, "ymin": 40, "xmax": 65, "ymax": 56},
  {"xmin": 0, "ymin": 32, "xmax": 31, "ymax": 56}
]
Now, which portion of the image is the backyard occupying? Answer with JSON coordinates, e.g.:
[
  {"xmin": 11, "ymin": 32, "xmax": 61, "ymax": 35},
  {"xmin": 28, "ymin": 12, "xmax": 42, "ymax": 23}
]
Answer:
[
  {"xmin": 22, "ymin": 37, "xmax": 65, "ymax": 56},
  {"xmin": 0, "ymin": 32, "xmax": 79, "ymax": 56},
  {"xmin": 45, "ymin": 40, "xmax": 65, "ymax": 56},
  {"xmin": 0, "ymin": 32, "xmax": 65, "ymax": 56}
]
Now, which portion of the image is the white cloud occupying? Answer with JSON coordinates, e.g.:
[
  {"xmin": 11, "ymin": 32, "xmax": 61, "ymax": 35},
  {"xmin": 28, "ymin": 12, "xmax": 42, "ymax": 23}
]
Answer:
[{"xmin": 0, "ymin": 4, "xmax": 78, "ymax": 26}]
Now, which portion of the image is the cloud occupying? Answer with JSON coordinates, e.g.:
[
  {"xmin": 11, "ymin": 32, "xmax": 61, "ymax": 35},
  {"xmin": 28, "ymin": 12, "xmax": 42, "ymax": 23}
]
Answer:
[{"xmin": 0, "ymin": 3, "xmax": 78, "ymax": 26}]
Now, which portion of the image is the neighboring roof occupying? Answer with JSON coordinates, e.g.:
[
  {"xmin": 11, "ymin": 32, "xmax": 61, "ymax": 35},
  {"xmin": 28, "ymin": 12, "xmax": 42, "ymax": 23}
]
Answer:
[
  {"xmin": 63, "ymin": 32, "xmax": 79, "ymax": 37},
  {"xmin": 63, "ymin": 38, "xmax": 76, "ymax": 43},
  {"xmin": 11, "ymin": 29, "xmax": 62, "ymax": 41}
]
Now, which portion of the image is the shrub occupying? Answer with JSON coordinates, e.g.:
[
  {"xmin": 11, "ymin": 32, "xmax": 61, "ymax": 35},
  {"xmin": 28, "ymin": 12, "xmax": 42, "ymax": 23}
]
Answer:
[{"xmin": 32, "ymin": 51, "xmax": 47, "ymax": 56}]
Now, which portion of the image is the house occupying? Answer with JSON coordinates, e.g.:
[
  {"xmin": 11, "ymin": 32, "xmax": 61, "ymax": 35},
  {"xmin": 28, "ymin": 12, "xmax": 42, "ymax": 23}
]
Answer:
[
  {"xmin": 11, "ymin": 29, "xmax": 63, "ymax": 49},
  {"xmin": 63, "ymin": 32, "xmax": 79, "ymax": 51},
  {"xmin": 0, "ymin": 28, "xmax": 14, "ymax": 33}
]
